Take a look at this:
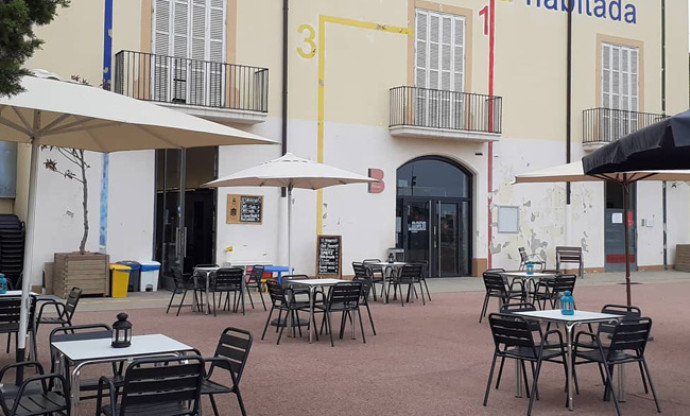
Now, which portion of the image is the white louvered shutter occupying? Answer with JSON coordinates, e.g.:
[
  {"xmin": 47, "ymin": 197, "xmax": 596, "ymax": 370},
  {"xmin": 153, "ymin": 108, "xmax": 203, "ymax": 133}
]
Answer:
[
  {"xmin": 189, "ymin": 0, "xmax": 206, "ymax": 105},
  {"xmin": 601, "ymin": 43, "xmax": 639, "ymax": 139},
  {"xmin": 153, "ymin": 0, "xmax": 172, "ymax": 101},
  {"xmin": 414, "ymin": 10, "xmax": 466, "ymax": 129},
  {"xmin": 208, "ymin": 0, "xmax": 225, "ymax": 106}
]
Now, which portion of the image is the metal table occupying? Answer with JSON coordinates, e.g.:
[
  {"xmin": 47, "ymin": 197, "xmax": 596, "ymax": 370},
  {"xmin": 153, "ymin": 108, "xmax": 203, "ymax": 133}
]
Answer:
[{"xmin": 285, "ymin": 278, "xmax": 346, "ymax": 343}]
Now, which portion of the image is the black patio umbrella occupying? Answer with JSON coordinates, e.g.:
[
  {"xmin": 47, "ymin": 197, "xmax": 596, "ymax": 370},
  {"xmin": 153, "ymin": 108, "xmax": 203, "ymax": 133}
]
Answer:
[{"xmin": 583, "ymin": 109, "xmax": 690, "ymax": 174}]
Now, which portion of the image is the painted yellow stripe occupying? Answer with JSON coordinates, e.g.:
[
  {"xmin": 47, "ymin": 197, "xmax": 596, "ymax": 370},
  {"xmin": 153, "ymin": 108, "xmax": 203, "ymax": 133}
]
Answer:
[{"xmin": 316, "ymin": 15, "xmax": 412, "ymax": 236}]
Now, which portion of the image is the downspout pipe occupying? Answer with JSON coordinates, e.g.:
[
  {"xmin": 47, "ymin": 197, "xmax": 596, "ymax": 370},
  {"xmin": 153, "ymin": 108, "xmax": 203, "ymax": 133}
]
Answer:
[
  {"xmin": 661, "ymin": 0, "xmax": 668, "ymax": 270},
  {"xmin": 282, "ymin": 0, "xmax": 289, "ymax": 158},
  {"xmin": 566, "ymin": 3, "xmax": 572, "ymax": 205}
]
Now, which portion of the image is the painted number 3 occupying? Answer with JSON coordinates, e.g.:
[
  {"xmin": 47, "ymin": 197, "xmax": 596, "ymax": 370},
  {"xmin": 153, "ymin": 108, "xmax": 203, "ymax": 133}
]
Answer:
[{"xmin": 297, "ymin": 24, "xmax": 316, "ymax": 59}]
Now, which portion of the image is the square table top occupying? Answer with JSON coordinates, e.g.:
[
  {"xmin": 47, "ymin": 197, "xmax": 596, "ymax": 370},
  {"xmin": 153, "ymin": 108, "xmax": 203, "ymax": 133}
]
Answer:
[
  {"xmin": 500, "ymin": 272, "xmax": 556, "ymax": 278},
  {"xmin": 514, "ymin": 309, "xmax": 623, "ymax": 324},
  {"xmin": 52, "ymin": 333, "xmax": 194, "ymax": 362},
  {"xmin": 286, "ymin": 278, "xmax": 347, "ymax": 287},
  {"xmin": 371, "ymin": 261, "xmax": 408, "ymax": 267},
  {"xmin": 0, "ymin": 291, "xmax": 39, "ymax": 297}
]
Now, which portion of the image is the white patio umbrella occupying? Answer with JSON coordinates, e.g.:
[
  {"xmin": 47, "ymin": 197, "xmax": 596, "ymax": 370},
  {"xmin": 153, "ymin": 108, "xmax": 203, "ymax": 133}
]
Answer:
[
  {"xmin": 0, "ymin": 71, "xmax": 276, "ymax": 363},
  {"xmin": 203, "ymin": 153, "xmax": 376, "ymax": 272},
  {"xmin": 514, "ymin": 160, "xmax": 690, "ymax": 305}
]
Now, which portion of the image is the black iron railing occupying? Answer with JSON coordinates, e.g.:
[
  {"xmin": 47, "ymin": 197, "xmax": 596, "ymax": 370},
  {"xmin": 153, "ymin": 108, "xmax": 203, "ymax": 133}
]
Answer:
[
  {"xmin": 583, "ymin": 108, "xmax": 667, "ymax": 144},
  {"xmin": 389, "ymin": 86, "xmax": 502, "ymax": 134},
  {"xmin": 114, "ymin": 50, "xmax": 268, "ymax": 113}
]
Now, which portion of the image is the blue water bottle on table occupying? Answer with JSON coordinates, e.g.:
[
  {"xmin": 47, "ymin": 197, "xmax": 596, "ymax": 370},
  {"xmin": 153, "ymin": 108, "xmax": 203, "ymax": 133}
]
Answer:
[
  {"xmin": 526, "ymin": 261, "xmax": 534, "ymax": 275},
  {"xmin": 560, "ymin": 290, "xmax": 574, "ymax": 315},
  {"xmin": 0, "ymin": 273, "xmax": 7, "ymax": 294}
]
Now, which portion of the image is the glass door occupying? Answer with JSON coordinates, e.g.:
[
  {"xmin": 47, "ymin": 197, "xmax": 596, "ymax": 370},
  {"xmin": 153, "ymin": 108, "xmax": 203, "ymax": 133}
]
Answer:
[
  {"xmin": 437, "ymin": 202, "xmax": 459, "ymax": 277},
  {"xmin": 405, "ymin": 201, "xmax": 431, "ymax": 266}
]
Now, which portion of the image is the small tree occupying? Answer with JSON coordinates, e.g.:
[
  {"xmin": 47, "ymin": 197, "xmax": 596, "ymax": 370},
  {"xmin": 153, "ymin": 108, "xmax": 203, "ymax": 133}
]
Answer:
[
  {"xmin": 42, "ymin": 75, "xmax": 90, "ymax": 254},
  {"xmin": 0, "ymin": 0, "xmax": 70, "ymax": 96}
]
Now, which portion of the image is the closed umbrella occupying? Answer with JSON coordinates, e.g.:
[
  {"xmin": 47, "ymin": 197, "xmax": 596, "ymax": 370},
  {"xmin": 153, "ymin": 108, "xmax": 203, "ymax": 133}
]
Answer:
[
  {"xmin": 203, "ymin": 153, "xmax": 376, "ymax": 272},
  {"xmin": 515, "ymin": 160, "xmax": 690, "ymax": 305},
  {"xmin": 0, "ymin": 71, "xmax": 276, "ymax": 364},
  {"xmin": 583, "ymin": 109, "xmax": 690, "ymax": 174}
]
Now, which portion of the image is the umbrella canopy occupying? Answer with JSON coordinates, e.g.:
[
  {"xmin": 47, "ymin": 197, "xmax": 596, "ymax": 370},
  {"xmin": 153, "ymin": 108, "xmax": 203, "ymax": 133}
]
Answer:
[
  {"xmin": 204, "ymin": 153, "xmax": 376, "ymax": 271},
  {"xmin": 514, "ymin": 160, "xmax": 690, "ymax": 306},
  {"xmin": 583, "ymin": 109, "xmax": 690, "ymax": 175},
  {"xmin": 0, "ymin": 72, "xmax": 276, "ymax": 364}
]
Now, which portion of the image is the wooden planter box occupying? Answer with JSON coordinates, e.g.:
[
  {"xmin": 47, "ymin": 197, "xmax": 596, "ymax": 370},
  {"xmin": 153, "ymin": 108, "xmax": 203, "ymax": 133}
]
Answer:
[{"xmin": 53, "ymin": 252, "xmax": 110, "ymax": 298}]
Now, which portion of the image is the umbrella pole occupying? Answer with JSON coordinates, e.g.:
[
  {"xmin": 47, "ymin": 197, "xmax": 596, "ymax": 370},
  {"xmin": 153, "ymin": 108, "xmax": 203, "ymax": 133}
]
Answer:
[
  {"xmin": 622, "ymin": 177, "xmax": 632, "ymax": 306},
  {"xmin": 287, "ymin": 184, "xmax": 293, "ymax": 275},
  {"xmin": 17, "ymin": 135, "xmax": 40, "ymax": 380}
]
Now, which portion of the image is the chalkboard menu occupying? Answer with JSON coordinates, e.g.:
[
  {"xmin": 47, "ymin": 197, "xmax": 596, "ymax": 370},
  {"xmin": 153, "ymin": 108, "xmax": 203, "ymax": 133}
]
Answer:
[
  {"xmin": 316, "ymin": 235, "xmax": 342, "ymax": 278},
  {"xmin": 226, "ymin": 194, "xmax": 263, "ymax": 224}
]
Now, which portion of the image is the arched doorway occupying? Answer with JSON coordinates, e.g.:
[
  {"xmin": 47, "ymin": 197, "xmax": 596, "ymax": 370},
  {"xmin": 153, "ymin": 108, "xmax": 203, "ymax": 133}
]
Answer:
[{"xmin": 396, "ymin": 157, "xmax": 472, "ymax": 277}]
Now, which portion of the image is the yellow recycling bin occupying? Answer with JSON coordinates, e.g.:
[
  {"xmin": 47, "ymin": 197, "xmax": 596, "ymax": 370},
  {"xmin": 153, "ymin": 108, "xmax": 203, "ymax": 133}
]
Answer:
[{"xmin": 109, "ymin": 264, "xmax": 131, "ymax": 298}]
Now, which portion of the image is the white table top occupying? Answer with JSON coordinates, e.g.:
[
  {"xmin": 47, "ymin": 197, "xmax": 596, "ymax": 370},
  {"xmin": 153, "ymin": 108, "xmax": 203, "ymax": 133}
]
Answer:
[
  {"xmin": 372, "ymin": 262, "xmax": 407, "ymax": 267},
  {"xmin": 194, "ymin": 266, "xmax": 220, "ymax": 272},
  {"xmin": 287, "ymin": 278, "xmax": 347, "ymax": 287},
  {"xmin": 514, "ymin": 309, "xmax": 623, "ymax": 323},
  {"xmin": 52, "ymin": 333, "xmax": 194, "ymax": 362},
  {"xmin": 501, "ymin": 272, "xmax": 555, "ymax": 278},
  {"xmin": 0, "ymin": 291, "xmax": 39, "ymax": 296}
]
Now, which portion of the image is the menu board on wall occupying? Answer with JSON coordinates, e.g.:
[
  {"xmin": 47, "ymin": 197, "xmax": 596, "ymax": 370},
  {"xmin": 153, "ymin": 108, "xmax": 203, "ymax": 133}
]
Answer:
[
  {"xmin": 316, "ymin": 235, "xmax": 342, "ymax": 278},
  {"xmin": 226, "ymin": 194, "xmax": 263, "ymax": 224}
]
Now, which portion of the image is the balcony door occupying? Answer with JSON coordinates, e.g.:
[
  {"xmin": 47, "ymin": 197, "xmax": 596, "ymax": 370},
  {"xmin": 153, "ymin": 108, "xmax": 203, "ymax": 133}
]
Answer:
[
  {"xmin": 152, "ymin": 0, "xmax": 226, "ymax": 106},
  {"xmin": 396, "ymin": 157, "xmax": 472, "ymax": 277},
  {"xmin": 414, "ymin": 10, "xmax": 465, "ymax": 129},
  {"xmin": 601, "ymin": 42, "xmax": 639, "ymax": 139}
]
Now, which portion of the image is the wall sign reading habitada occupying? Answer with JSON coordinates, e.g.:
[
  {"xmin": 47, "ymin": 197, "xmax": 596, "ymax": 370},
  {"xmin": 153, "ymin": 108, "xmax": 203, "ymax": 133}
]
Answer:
[{"xmin": 526, "ymin": 0, "xmax": 637, "ymax": 24}]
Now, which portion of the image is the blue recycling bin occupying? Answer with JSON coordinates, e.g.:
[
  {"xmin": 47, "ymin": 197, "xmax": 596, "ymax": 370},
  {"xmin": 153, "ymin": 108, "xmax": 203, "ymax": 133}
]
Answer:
[{"xmin": 117, "ymin": 260, "xmax": 141, "ymax": 292}]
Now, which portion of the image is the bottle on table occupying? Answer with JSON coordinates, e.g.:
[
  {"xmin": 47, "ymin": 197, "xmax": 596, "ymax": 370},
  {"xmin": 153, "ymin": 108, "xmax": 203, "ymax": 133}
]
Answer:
[
  {"xmin": 0, "ymin": 273, "xmax": 7, "ymax": 294},
  {"xmin": 560, "ymin": 290, "xmax": 575, "ymax": 315},
  {"xmin": 526, "ymin": 261, "xmax": 534, "ymax": 275}
]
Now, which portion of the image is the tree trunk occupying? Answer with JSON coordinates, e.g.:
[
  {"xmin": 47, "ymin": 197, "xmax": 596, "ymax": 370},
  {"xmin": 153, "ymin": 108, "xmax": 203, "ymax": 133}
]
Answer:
[{"xmin": 79, "ymin": 149, "xmax": 89, "ymax": 255}]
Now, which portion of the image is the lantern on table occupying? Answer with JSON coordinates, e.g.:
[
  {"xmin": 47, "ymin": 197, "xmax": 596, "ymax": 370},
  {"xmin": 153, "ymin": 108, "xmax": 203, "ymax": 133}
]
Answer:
[
  {"xmin": 560, "ymin": 291, "xmax": 575, "ymax": 315},
  {"xmin": 112, "ymin": 312, "xmax": 132, "ymax": 348}
]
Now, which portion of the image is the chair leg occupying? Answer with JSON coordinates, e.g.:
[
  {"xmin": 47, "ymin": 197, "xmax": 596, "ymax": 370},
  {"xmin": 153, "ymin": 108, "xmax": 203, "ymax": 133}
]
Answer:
[
  {"xmin": 637, "ymin": 361, "xmax": 649, "ymax": 394},
  {"xmin": 602, "ymin": 363, "xmax": 623, "ymax": 416},
  {"xmin": 641, "ymin": 358, "xmax": 662, "ymax": 413},
  {"xmin": 236, "ymin": 387, "xmax": 248, "ymax": 416},
  {"xmin": 495, "ymin": 356, "xmax": 505, "ymax": 389},
  {"xmin": 326, "ymin": 311, "xmax": 334, "ymax": 347},
  {"xmin": 422, "ymin": 279, "xmax": 432, "ymax": 301},
  {"xmin": 357, "ymin": 308, "xmax": 366, "ymax": 344},
  {"xmin": 261, "ymin": 307, "xmax": 274, "ymax": 340},
  {"xmin": 527, "ymin": 358, "xmax": 545, "ymax": 416},
  {"xmin": 479, "ymin": 294, "xmax": 490, "ymax": 323},
  {"xmin": 209, "ymin": 394, "xmax": 220, "ymax": 416},
  {"xmin": 257, "ymin": 288, "xmax": 266, "ymax": 311},
  {"xmin": 364, "ymin": 301, "xmax": 376, "ymax": 335},
  {"xmin": 176, "ymin": 289, "xmax": 188, "ymax": 316},
  {"xmin": 166, "ymin": 290, "xmax": 177, "ymax": 314},
  {"xmin": 483, "ymin": 354, "xmax": 499, "ymax": 406}
]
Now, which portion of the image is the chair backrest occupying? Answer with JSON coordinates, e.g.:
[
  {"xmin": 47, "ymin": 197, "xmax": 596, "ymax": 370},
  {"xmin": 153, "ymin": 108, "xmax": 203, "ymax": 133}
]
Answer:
[
  {"xmin": 485, "ymin": 268, "xmax": 506, "ymax": 273},
  {"xmin": 409, "ymin": 260, "xmax": 429, "ymax": 278},
  {"xmin": 213, "ymin": 267, "xmax": 244, "ymax": 289},
  {"xmin": 488, "ymin": 313, "xmax": 537, "ymax": 352},
  {"xmin": 362, "ymin": 259, "xmax": 383, "ymax": 275},
  {"xmin": 551, "ymin": 274, "xmax": 576, "ymax": 294},
  {"xmin": 351, "ymin": 276, "xmax": 373, "ymax": 298},
  {"xmin": 352, "ymin": 262, "xmax": 369, "ymax": 278},
  {"xmin": 0, "ymin": 295, "xmax": 36, "ymax": 328},
  {"xmin": 607, "ymin": 317, "xmax": 652, "ymax": 360},
  {"xmin": 482, "ymin": 272, "xmax": 508, "ymax": 295},
  {"xmin": 599, "ymin": 304, "xmax": 642, "ymax": 335},
  {"xmin": 64, "ymin": 287, "xmax": 82, "ymax": 319},
  {"xmin": 210, "ymin": 327, "xmax": 252, "ymax": 386},
  {"xmin": 399, "ymin": 263, "xmax": 422, "ymax": 280},
  {"xmin": 266, "ymin": 279, "xmax": 289, "ymax": 305},
  {"xmin": 500, "ymin": 302, "xmax": 536, "ymax": 314},
  {"xmin": 249, "ymin": 265, "xmax": 265, "ymax": 282},
  {"xmin": 327, "ymin": 282, "xmax": 362, "ymax": 307},
  {"xmin": 518, "ymin": 247, "xmax": 529, "ymax": 262},
  {"xmin": 118, "ymin": 356, "xmax": 204, "ymax": 416}
]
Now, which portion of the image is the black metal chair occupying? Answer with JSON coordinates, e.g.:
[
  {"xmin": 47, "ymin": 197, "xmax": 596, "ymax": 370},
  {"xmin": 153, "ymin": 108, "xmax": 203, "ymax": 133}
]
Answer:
[
  {"xmin": 36, "ymin": 286, "xmax": 82, "ymax": 335},
  {"xmin": 210, "ymin": 267, "xmax": 245, "ymax": 317},
  {"xmin": 192, "ymin": 264, "xmax": 220, "ymax": 314},
  {"xmin": 0, "ymin": 296, "xmax": 38, "ymax": 361},
  {"xmin": 479, "ymin": 272, "xmax": 524, "ymax": 323},
  {"xmin": 532, "ymin": 274, "xmax": 576, "ymax": 310},
  {"xmin": 244, "ymin": 265, "xmax": 266, "ymax": 311},
  {"xmin": 518, "ymin": 247, "xmax": 546, "ymax": 272},
  {"xmin": 318, "ymin": 281, "xmax": 365, "ymax": 347},
  {"xmin": 483, "ymin": 313, "xmax": 568, "ymax": 416},
  {"xmin": 410, "ymin": 260, "xmax": 432, "ymax": 302},
  {"xmin": 352, "ymin": 276, "xmax": 376, "ymax": 335},
  {"xmin": 261, "ymin": 279, "xmax": 309, "ymax": 345},
  {"xmin": 96, "ymin": 355, "xmax": 205, "ymax": 416},
  {"xmin": 49, "ymin": 324, "xmax": 124, "ymax": 401},
  {"xmin": 387, "ymin": 263, "xmax": 426, "ymax": 307},
  {"xmin": 362, "ymin": 259, "xmax": 385, "ymax": 300},
  {"xmin": 166, "ymin": 268, "xmax": 196, "ymax": 316},
  {"xmin": 201, "ymin": 327, "xmax": 253, "ymax": 416},
  {"xmin": 573, "ymin": 317, "xmax": 660, "ymax": 416},
  {"xmin": 0, "ymin": 361, "xmax": 70, "ymax": 416}
]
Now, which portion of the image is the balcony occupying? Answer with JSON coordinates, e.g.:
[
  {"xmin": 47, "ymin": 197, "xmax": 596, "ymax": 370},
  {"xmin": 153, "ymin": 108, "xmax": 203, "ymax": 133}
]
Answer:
[
  {"xmin": 114, "ymin": 50, "xmax": 268, "ymax": 124},
  {"xmin": 583, "ymin": 108, "xmax": 667, "ymax": 152},
  {"xmin": 389, "ymin": 86, "xmax": 502, "ymax": 141}
]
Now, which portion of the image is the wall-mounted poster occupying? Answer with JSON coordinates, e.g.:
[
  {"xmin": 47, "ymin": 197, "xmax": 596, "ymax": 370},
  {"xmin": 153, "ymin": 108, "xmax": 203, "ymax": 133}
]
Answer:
[{"xmin": 226, "ymin": 194, "xmax": 263, "ymax": 224}]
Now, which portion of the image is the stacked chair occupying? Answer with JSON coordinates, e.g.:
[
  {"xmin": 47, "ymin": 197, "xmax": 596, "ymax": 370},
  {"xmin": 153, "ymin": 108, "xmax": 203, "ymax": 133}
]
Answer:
[{"xmin": 0, "ymin": 214, "xmax": 25, "ymax": 288}]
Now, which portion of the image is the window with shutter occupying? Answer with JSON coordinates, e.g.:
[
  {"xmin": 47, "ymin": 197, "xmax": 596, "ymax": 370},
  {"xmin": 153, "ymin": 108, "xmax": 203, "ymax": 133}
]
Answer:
[
  {"xmin": 152, "ymin": 0, "xmax": 226, "ymax": 106},
  {"xmin": 414, "ymin": 9, "xmax": 466, "ymax": 129},
  {"xmin": 601, "ymin": 42, "xmax": 639, "ymax": 139}
]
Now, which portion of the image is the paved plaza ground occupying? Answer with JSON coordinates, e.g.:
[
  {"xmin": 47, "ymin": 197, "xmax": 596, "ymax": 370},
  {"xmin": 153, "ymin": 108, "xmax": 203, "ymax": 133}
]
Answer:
[{"xmin": 8, "ymin": 270, "xmax": 690, "ymax": 416}]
